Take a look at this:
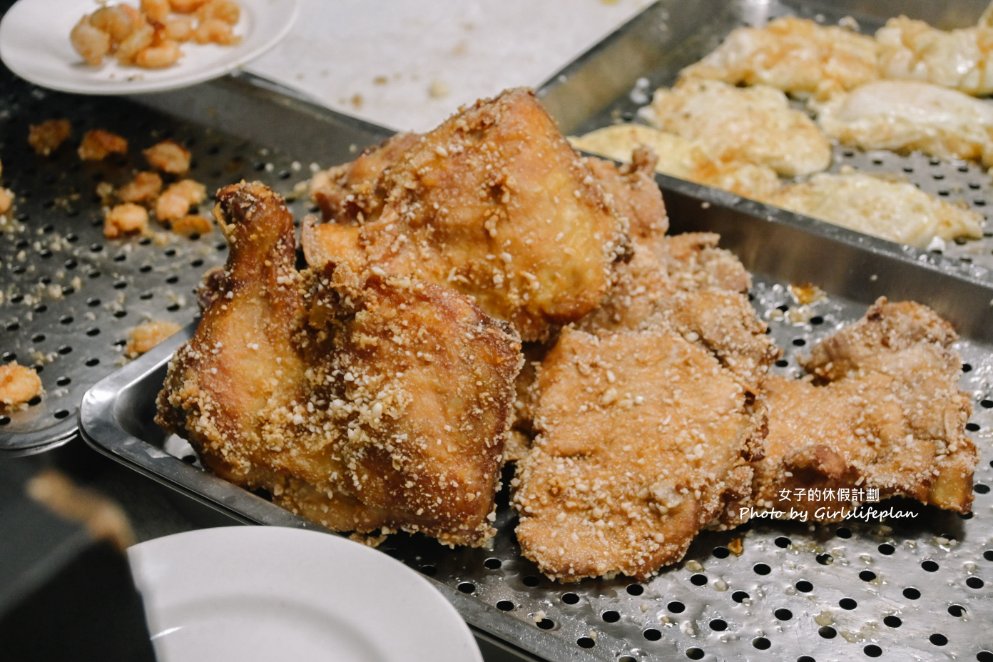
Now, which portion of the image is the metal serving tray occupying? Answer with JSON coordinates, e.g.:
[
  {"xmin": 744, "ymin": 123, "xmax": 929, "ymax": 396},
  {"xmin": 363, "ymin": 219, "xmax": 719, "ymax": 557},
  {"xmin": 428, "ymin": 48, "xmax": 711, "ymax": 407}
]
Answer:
[
  {"xmin": 538, "ymin": 0, "xmax": 993, "ymax": 283},
  {"xmin": 0, "ymin": 65, "xmax": 388, "ymax": 453},
  {"xmin": 82, "ymin": 162, "xmax": 993, "ymax": 660}
]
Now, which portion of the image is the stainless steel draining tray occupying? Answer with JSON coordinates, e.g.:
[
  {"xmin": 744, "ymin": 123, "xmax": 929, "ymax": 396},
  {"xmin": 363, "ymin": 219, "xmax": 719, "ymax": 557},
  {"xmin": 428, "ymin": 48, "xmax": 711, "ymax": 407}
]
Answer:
[
  {"xmin": 82, "ymin": 167, "xmax": 993, "ymax": 660},
  {"xmin": 0, "ymin": 65, "xmax": 389, "ymax": 453},
  {"xmin": 538, "ymin": 0, "xmax": 993, "ymax": 283}
]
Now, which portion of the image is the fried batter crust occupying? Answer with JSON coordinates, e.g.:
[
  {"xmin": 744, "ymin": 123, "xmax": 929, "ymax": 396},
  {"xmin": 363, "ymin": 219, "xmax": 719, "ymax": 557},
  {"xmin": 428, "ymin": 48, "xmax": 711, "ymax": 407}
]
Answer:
[{"xmin": 156, "ymin": 182, "xmax": 522, "ymax": 546}]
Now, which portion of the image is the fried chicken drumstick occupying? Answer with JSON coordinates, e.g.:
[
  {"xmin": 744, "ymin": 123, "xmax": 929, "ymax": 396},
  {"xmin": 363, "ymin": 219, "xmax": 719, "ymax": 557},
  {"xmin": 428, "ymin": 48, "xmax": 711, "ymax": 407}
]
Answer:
[{"xmin": 156, "ymin": 182, "xmax": 522, "ymax": 546}]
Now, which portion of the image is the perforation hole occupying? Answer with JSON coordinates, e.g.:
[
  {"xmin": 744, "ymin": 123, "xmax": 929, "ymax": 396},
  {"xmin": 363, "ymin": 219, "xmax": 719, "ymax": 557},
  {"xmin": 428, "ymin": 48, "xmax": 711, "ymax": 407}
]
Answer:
[
  {"xmin": 859, "ymin": 571, "xmax": 876, "ymax": 582},
  {"xmin": 496, "ymin": 600, "xmax": 514, "ymax": 612},
  {"xmin": 903, "ymin": 587, "xmax": 921, "ymax": 600},
  {"xmin": 819, "ymin": 626, "xmax": 837, "ymax": 639},
  {"xmin": 627, "ymin": 583, "xmax": 645, "ymax": 595},
  {"xmin": 930, "ymin": 634, "xmax": 947, "ymax": 646},
  {"xmin": 967, "ymin": 577, "xmax": 984, "ymax": 589},
  {"xmin": 602, "ymin": 610, "xmax": 620, "ymax": 623},
  {"xmin": 686, "ymin": 649, "xmax": 704, "ymax": 660},
  {"xmin": 839, "ymin": 598, "xmax": 857, "ymax": 610},
  {"xmin": 522, "ymin": 576, "xmax": 539, "ymax": 587},
  {"xmin": 731, "ymin": 591, "xmax": 749, "ymax": 603},
  {"xmin": 709, "ymin": 619, "xmax": 727, "ymax": 631},
  {"xmin": 561, "ymin": 592, "xmax": 579, "ymax": 605},
  {"xmin": 878, "ymin": 543, "xmax": 895, "ymax": 555},
  {"xmin": 753, "ymin": 637, "xmax": 771, "ymax": 650},
  {"xmin": 948, "ymin": 604, "xmax": 966, "ymax": 617},
  {"xmin": 668, "ymin": 601, "xmax": 685, "ymax": 613},
  {"xmin": 884, "ymin": 616, "xmax": 901, "ymax": 628},
  {"xmin": 922, "ymin": 560, "xmax": 939, "ymax": 572},
  {"xmin": 456, "ymin": 582, "xmax": 475, "ymax": 594},
  {"xmin": 483, "ymin": 557, "xmax": 501, "ymax": 570},
  {"xmin": 816, "ymin": 554, "xmax": 833, "ymax": 565},
  {"xmin": 795, "ymin": 580, "xmax": 813, "ymax": 593},
  {"xmin": 713, "ymin": 545, "xmax": 730, "ymax": 558},
  {"xmin": 53, "ymin": 409, "xmax": 69, "ymax": 420},
  {"xmin": 643, "ymin": 628, "xmax": 662, "ymax": 641},
  {"xmin": 864, "ymin": 644, "xmax": 882, "ymax": 657},
  {"xmin": 774, "ymin": 536, "xmax": 791, "ymax": 548},
  {"xmin": 577, "ymin": 637, "xmax": 595, "ymax": 649},
  {"xmin": 536, "ymin": 618, "xmax": 554, "ymax": 630}
]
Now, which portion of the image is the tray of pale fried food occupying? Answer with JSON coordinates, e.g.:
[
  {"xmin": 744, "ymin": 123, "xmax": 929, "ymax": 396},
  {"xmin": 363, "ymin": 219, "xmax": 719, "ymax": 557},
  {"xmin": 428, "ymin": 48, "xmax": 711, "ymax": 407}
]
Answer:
[
  {"xmin": 81, "ymin": 82, "xmax": 993, "ymax": 661},
  {"xmin": 547, "ymin": 0, "xmax": 993, "ymax": 285}
]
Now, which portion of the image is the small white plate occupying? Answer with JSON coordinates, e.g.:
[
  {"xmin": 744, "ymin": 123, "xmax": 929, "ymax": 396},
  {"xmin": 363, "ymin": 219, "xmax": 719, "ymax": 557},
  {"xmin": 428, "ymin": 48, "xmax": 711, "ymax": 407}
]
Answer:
[
  {"xmin": 0, "ymin": 0, "xmax": 298, "ymax": 95},
  {"xmin": 127, "ymin": 527, "xmax": 483, "ymax": 662}
]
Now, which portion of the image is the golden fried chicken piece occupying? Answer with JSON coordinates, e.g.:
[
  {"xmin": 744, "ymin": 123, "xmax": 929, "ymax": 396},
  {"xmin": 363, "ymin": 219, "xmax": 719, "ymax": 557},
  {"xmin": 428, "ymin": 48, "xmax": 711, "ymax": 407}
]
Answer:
[
  {"xmin": 28, "ymin": 119, "xmax": 72, "ymax": 156},
  {"xmin": 680, "ymin": 16, "xmax": 879, "ymax": 99},
  {"xmin": 305, "ymin": 89, "xmax": 626, "ymax": 341},
  {"xmin": 156, "ymin": 182, "xmax": 522, "ymax": 546},
  {"xmin": 513, "ymin": 327, "xmax": 762, "ymax": 581},
  {"xmin": 752, "ymin": 298, "xmax": 975, "ymax": 517}
]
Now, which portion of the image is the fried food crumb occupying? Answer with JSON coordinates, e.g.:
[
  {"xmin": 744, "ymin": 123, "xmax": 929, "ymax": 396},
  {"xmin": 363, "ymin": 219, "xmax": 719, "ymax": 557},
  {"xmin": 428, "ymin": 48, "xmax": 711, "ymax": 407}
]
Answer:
[
  {"xmin": 78, "ymin": 129, "xmax": 129, "ymax": 161},
  {"xmin": 71, "ymin": 0, "xmax": 240, "ymax": 69},
  {"xmin": 0, "ymin": 363, "xmax": 42, "ymax": 408},
  {"xmin": 104, "ymin": 203, "xmax": 149, "ymax": 238},
  {"xmin": 156, "ymin": 179, "xmax": 206, "ymax": 222},
  {"xmin": 171, "ymin": 213, "xmax": 212, "ymax": 236},
  {"xmin": 144, "ymin": 140, "xmax": 191, "ymax": 174},
  {"xmin": 126, "ymin": 320, "xmax": 182, "ymax": 358},
  {"xmin": 28, "ymin": 119, "xmax": 72, "ymax": 156},
  {"xmin": 0, "ymin": 188, "xmax": 13, "ymax": 216},
  {"xmin": 117, "ymin": 171, "xmax": 163, "ymax": 203}
]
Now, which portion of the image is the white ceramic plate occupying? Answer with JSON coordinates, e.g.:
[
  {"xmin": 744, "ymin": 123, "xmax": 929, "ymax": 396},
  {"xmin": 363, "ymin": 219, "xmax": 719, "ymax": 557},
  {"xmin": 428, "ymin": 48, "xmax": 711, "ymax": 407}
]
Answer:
[
  {"xmin": 127, "ymin": 527, "xmax": 483, "ymax": 662},
  {"xmin": 0, "ymin": 0, "xmax": 298, "ymax": 95}
]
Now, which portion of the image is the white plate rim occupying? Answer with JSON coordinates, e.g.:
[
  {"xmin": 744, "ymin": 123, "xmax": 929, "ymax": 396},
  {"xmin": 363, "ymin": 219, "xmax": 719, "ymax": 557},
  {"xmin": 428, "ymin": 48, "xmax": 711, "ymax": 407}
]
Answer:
[
  {"xmin": 0, "ymin": 0, "xmax": 299, "ymax": 95},
  {"xmin": 127, "ymin": 526, "xmax": 483, "ymax": 662}
]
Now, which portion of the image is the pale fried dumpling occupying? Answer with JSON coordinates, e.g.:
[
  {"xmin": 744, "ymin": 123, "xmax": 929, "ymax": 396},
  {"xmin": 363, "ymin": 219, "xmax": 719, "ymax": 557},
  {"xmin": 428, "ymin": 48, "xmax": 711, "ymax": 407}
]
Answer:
[
  {"xmin": 680, "ymin": 16, "xmax": 879, "ymax": 99},
  {"xmin": 569, "ymin": 123, "xmax": 782, "ymax": 200},
  {"xmin": 765, "ymin": 172, "xmax": 983, "ymax": 247},
  {"xmin": 876, "ymin": 14, "xmax": 993, "ymax": 96},
  {"xmin": 649, "ymin": 79, "xmax": 832, "ymax": 177},
  {"xmin": 815, "ymin": 80, "xmax": 993, "ymax": 167}
]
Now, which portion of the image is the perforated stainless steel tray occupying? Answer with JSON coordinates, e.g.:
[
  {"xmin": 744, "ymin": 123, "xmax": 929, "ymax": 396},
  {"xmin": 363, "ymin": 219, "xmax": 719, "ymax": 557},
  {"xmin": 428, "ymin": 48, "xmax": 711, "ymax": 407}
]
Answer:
[
  {"xmin": 0, "ymin": 65, "xmax": 389, "ymax": 453},
  {"xmin": 538, "ymin": 0, "xmax": 993, "ymax": 284},
  {"xmin": 81, "ymin": 163, "xmax": 993, "ymax": 660}
]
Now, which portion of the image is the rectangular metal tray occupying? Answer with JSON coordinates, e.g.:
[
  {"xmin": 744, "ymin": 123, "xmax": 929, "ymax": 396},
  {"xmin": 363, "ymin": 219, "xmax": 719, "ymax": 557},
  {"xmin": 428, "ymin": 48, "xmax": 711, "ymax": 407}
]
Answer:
[
  {"xmin": 82, "ymin": 164, "xmax": 993, "ymax": 660},
  {"xmin": 537, "ymin": 0, "xmax": 993, "ymax": 285},
  {"xmin": 0, "ymin": 66, "xmax": 389, "ymax": 454}
]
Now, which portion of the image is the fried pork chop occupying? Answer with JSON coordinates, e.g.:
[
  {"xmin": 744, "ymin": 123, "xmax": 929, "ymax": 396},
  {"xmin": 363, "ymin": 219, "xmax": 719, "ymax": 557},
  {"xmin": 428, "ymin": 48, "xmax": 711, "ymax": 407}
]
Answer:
[
  {"xmin": 752, "ymin": 298, "xmax": 975, "ymax": 517},
  {"xmin": 305, "ymin": 88, "xmax": 627, "ymax": 341},
  {"xmin": 513, "ymin": 327, "xmax": 763, "ymax": 581},
  {"xmin": 156, "ymin": 182, "xmax": 522, "ymax": 546}
]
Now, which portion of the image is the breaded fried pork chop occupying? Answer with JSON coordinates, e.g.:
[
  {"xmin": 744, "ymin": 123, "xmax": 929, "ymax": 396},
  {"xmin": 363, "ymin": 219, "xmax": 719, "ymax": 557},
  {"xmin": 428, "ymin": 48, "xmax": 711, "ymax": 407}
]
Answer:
[
  {"xmin": 156, "ymin": 182, "xmax": 522, "ymax": 547},
  {"xmin": 305, "ymin": 88, "xmax": 627, "ymax": 342},
  {"xmin": 752, "ymin": 298, "xmax": 975, "ymax": 518},
  {"xmin": 513, "ymin": 327, "xmax": 763, "ymax": 581}
]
